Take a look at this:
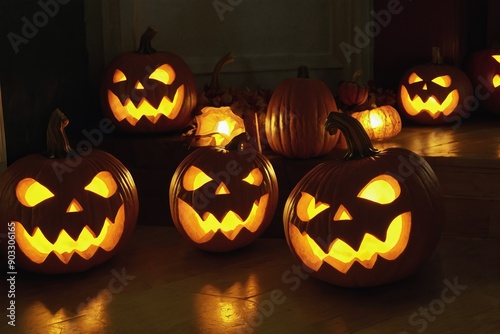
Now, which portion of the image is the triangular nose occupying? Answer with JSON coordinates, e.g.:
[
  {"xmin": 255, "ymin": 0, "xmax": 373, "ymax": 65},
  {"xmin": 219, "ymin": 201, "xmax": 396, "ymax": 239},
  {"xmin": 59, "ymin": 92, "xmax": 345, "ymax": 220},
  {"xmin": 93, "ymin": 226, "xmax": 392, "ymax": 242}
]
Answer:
[
  {"xmin": 422, "ymin": 83, "xmax": 428, "ymax": 90},
  {"xmin": 134, "ymin": 81, "xmax": 145, "ymax": 89},
  {"xmin": 215, "ymin": 182, "xmax": 230, "ymax": 195},
  {"xmin": 333, "ymin": 204, "xmax": 352, "ymax": 221},
  {"xmin": 66, "ymin": 199, "xmax": 83, "ymax": 213}
]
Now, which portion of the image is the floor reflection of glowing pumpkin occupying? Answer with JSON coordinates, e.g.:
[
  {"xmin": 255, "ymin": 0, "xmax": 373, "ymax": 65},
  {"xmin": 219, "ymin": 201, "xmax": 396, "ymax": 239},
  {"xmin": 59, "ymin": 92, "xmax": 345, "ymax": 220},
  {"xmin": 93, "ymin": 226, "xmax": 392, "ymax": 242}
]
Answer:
[
  {"xmin": 20, "ymin": 298, "xmax": 109, "ymax": 332},
  {"xmin": 194, "ymin": 274, "xmax": 259, "ymax": 329}
]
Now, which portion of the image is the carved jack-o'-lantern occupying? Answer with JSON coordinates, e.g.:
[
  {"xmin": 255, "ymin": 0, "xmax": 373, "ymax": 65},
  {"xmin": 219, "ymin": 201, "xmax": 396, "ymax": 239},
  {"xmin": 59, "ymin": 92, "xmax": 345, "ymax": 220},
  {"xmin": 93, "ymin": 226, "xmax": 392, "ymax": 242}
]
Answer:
[
  {"xmin": 170, "ymin": 134, "xmax": 278, "ymax": 252},
  {"xmin": 398, "ymin": 48, "xmax": 473, "ymax": 125},
  {"xmin": 0, "ymin": 110, "xmax": 138, "ymax": 274},
  {"xmin": 467, "ymin": 49, "xmax": 500, "ymax": 114},
  {"xmin": 283, "ymin": 113, "xmax": 443, "ymax": 287},
  {"xmin": 101, "ymin": 26, "xmax": 197, "ymax": 133}
]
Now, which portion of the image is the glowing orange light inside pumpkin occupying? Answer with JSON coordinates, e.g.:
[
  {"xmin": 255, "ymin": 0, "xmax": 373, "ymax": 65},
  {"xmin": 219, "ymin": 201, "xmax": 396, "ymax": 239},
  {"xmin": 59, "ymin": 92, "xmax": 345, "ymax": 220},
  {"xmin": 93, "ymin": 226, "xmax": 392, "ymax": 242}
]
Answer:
[
  {"xmin": 177, "ymin": 194, "xmax": 269, "ymax": 243},
  {"xmin": 16, "ymin": 178, "xmax": 54, "ymax": 207},
  {"xmin": 193, "ymin": 106, "xmax": 245, "ymax": 146},
  {"xmin": 290, "ymin": 212, "xmax": 411, "ymax": 273},
  {"xmin": 14, "ymin": 172, "xmax": 124, "ymax": 264},
  {"xmin": 242, "ymin": 168, "xmax": 263, "ymax": 187},
  {"xmin": 15, "ymin": 206, "xmax": 125, "ymax": 264},
  {"xmin": 357, "ymin": 175, "xmax": 400, "ymax": 204},
  {"xmin": 107, "ymin": 64, "xmax": 184, "ymax": 125},
  {"xmin": 334, "ymin": 204, "xmax": 352, "ymax": 221},
  {"xmin": 291, "ymin": 174, "xmax": 411, "ymax": 273},
  {"xmin": 296, "ymin": 192, "xmax": 330, "ymax": 222},
  {"xmin": 351, "ymin": 106, "xmax": 402, "ymax": 141},
  {"xmin": 400, "ymin": 85, "xmax": 459, "ymax": 117}
]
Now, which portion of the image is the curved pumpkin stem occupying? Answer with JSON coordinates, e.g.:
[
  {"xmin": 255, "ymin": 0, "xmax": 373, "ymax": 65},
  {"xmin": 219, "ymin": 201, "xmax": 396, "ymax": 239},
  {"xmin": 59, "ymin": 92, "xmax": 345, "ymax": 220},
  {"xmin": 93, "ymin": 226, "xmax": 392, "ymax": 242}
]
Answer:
[
  {"xmin": 351, "ymin": 69, "xmax": 363, "ymax": 82},
  {"xmin": 44, "ymin": 109, "xmax": 74, "ymax": 159},
  {"xmin": 297, "ymin": 65, "xmax": 309, "ymax": 78},
  {"xmin": 224, "ymin": 132, "xmax": 250, "ymax": 151},
  {"xmin": 431, "ymin": 46, "xmax": 443, "ymax": 65},
  {"xmin": 325, "ymin": 112, "xmax": 379, "ymax": 160},
  {"xmin": 137, "ymin": 26, "xmax": 158, "ymax": 54},
  {"xmin": 210, "ymin": 52, "xmax": 235, "ymax": 91}
]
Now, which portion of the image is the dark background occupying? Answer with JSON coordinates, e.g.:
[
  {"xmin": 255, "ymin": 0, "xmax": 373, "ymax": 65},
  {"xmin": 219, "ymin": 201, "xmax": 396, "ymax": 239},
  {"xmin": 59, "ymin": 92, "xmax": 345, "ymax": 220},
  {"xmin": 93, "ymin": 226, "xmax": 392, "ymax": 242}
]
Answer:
[{"xmin": 1, "ymin": 0, "xmax": 499, "ymax": 164}]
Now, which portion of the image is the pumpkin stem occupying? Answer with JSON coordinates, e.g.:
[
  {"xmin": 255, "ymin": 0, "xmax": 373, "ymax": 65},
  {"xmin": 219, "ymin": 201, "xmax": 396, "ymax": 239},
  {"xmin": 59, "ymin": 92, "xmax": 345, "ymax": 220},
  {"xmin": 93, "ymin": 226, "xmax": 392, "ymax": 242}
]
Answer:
[
  {"xmin": 137, "ymin": 26, "xmax": 158, "ymax": 54},
  {"xmin": 325, "ymin": 112, "xmax": 379, "ymax": 160},
  {"xmin": 351, "ymin": 69, "xmax": 363, "ymax": 82},
  {"xmin": 44, "ymin": 109, "xmax": 74, "ymax": 159},
  {"xmin": 297, "ymin": 65, "xmax": 310, "ymax": 78},
  {"xmin": 210, "ymin": 52, "xmax": 235, "ymax": 90},
  {"xmin": 432, "ymin": 47, "xmax": 443, "ymax": 64},
  {"xmin": 224, "ymin": 132, "xmax": 250, "ymax": 151}
]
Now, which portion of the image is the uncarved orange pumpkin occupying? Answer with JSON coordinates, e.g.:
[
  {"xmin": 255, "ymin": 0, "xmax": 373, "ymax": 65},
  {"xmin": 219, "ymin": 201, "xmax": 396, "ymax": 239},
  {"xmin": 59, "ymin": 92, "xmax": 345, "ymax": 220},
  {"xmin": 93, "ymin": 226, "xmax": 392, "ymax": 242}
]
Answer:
[{"xmin": 265, "ymin": 66, "xmax": 340, "ymax": 159}]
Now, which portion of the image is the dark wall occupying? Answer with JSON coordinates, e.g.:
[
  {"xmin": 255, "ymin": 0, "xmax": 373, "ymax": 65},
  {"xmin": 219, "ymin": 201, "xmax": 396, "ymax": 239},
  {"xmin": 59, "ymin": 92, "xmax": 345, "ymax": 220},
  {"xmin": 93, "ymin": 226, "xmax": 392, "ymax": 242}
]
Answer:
[
  {"xmin": 0, "ymin": 0, "xmax": 100, "ymax": 164},
  {"xmin": 373, "ymin": 0, "xmax": 499, "ymax": 91}
]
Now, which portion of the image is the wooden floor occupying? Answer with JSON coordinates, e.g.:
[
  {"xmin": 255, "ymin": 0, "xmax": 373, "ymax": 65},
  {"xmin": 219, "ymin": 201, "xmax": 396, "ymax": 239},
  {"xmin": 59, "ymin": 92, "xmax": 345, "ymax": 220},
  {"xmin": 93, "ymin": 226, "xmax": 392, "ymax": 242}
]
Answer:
[
  {"xmin": 2, "ymin": 116, "xmax": 500, "ymax": 334},
  {"xmin": 2, "ymin": 225, "xmax": 499, "ymax": 334}
]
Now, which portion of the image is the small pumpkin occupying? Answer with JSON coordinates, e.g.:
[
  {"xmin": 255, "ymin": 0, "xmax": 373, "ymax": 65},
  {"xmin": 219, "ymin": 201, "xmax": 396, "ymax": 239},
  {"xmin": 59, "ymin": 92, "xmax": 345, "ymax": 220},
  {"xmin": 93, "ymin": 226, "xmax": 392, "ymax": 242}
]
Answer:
[
  {"xmin": 170, "ymin": 134, "xmax": 278, "ymax": 252},
  {"xmin": 265, "ymin": 66, "xmax": 340, "ymax": 159},
  {"xmin": 101, "ymin": 26, "xmax": 197, "ymax": 133},
  {"xmin": 351, "ymin": 99, "xmax": 402, "ymax": 141},
  {"xmin": 397, "ymin": 47, "xmax": 473, "ymax": 125},
  {"xmin": 283, "ymin": 112, "xmax": 443, "ymax": 287},
  {"xmin": 0, "ymin": 110, "xmax": 139, "ymax": 274},
  {"xmin": 337, "ymin": 70, "xmax": 369, "ymax": 109},
  {"xmin": 191, "ymin": 106, "xmax": 246, "ymax": 147},
  {"xmin": 467, "ymin": 49, "xmax": 500, "ymax": 114}
]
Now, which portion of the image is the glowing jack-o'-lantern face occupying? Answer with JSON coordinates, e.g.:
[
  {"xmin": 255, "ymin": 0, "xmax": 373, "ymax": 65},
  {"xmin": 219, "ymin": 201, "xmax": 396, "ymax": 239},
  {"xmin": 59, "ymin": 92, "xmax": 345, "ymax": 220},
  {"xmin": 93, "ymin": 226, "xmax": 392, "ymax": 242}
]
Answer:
[
  {"xmin": 170, "ymin": 143, "xmax": 278, "ymax": 252},
  {"xmin": 284, "ymin": 113, "xmax": 443, "ymax": 287},
  {"xmin": 14, "ymin": 172, "xmax": 125, "ymax": 265},
  {"xmin": 398, "ymin": 63, "xmax": 473, "ymax": 125},
  {"xmin": 467, "ymin": 50, "xmax": 500, "ymax": 114},
  {"xmin": 290, "ymin": 175, "xmax": 411, "ymax": 275},
  {"xmin": 101, "ymin": 26, "xmax": 197, "ymax": 133},
  {"xmin": 493, "ymin": 55, "xmax": 500, "ymax": 88},
  {"xmin": 107, "ymin": 64, "xmax": 185, "ymax": 125},
  {"xmin": 0, "ymin": 110, "xmax": 138, "ymax": 274}
]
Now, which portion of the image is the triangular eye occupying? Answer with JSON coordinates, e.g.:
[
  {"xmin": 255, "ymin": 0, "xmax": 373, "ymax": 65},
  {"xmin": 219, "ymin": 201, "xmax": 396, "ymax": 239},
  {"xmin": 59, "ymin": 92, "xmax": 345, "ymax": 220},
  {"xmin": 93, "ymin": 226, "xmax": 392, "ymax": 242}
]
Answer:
[
  {"xmin": 149, "ymin": 64, "xmax": 175, "ymax": 84},
  {"xmin": 357, "ymin": 175, "xmax": 401, "ymax": 204},
  {"xmin": 296, "ymin": 192, "xmax": 330, "ymax": 222},
  {"xmin": 113, "ymin": 69, "xmax": 127, "ymax": 83},
  {"xmin": 85, "ymin": 171, "xmax": 117, "ymax": 198},
  {"xmin": 242, "ymin": 168, "xmax": 263, "ymax": 186},
  {"xmin": 492, "ymin": 55, "xmax": 500, "ymax": 63},
  {"xmin": 16, "ymin": 178, "xmax": 54, "ymax": 207},
  {"xmin": 183, "ymin": 166, "xmax": 213, "ymax": 191},
  {"xmin": 431, "ymin": 75, "xmax": 452, "ymax": 87},
  {"xmin": 408, "ymin": 73, "xmax": 423, "ymax": 84}
]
